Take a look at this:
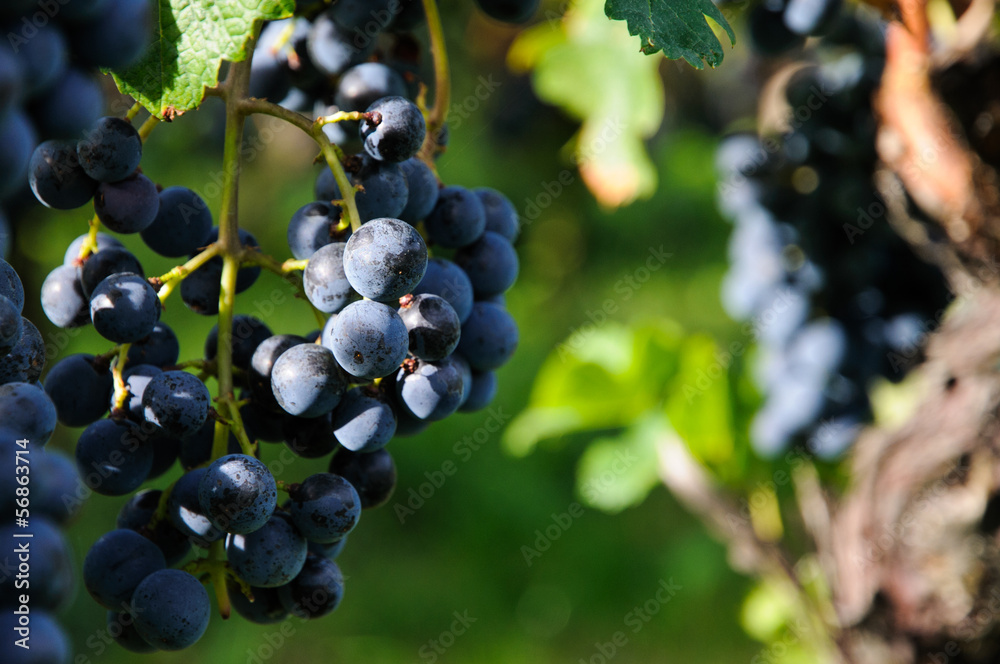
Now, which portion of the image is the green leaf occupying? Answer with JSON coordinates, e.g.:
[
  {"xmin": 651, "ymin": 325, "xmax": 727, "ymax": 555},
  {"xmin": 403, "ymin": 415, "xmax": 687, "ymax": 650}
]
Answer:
[
  {"xmin": 605, "ymin": 0, "xmax": 736, "ymax": 68},
  {"xmin": 575, "ymin": 413, "xmax": 667, "ymax": 513},
  {"xmin": 112, "ymin": 0, "xmax": 295, "ymax": 118}
]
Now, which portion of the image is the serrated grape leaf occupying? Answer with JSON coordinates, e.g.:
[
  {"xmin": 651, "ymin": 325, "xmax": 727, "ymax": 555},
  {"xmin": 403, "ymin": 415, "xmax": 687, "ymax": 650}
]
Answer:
[
  {"xmin": 112, "ymin": 0, "xmax": 295, "ymax": 118},
  {"xmin": 605, "ymin": 0, "xmax": 735, "ymax": 68}
]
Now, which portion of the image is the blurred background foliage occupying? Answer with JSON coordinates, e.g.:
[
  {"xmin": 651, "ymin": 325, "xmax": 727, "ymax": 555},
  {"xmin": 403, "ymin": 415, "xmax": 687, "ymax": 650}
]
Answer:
[{"xmin": 3, "ymin": 0, "xmax": 831, "ymax": 661}]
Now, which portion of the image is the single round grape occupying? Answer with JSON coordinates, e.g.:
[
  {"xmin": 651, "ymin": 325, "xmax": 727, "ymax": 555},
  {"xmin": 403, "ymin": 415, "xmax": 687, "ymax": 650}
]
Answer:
[
  {"xmin": 399, "ymin": 157, "xmax": 439, "ymax": 224},
  {"xmin": 306, "ymin": 9, "xmax": 375, "ymax": 77},
  {"xmin": 413, "ymin": 257, "xmax": 474, "ymax": 324},
  {"xmin": 228, "ymin": 581, "xmax": 289, "ymax": 624},
  {"xmin": 79, "ymin": 246, "xmax": 144, "ymax": 297},
  {"xmin": 398, "ymin": 293, "xmax": 461, "ymax": 361},
  {"xmin": 287, "ymin": 200, "xmax": 348, "ymax": 260},
  {"xmin": 288, "ymin": 473, "xmax": 361, "ymax": 543},
  {"xmin": 198, "ymin": 453, "xmax": 278, "ymax": 535},
  {"xmin": 327, "ymin": 299, "xmax": 409, "ymax": 379},
  {"xmin": 329, "ymin": 447, "xmax": 397, "ymax": 509},
  {"xmin": 75, "ymin": 418, "xmax": 152, "ymax": 496},
  {"xmin": 130, "ymin": 569, "xmax": 211, "ymax": 651},
  {"xmin": 12, "ymin": 24, "xmax": 67, "ymax": 97},
  {"xmin": 0, "ymin": 318, "xmax": 45, "ymax": 384},
  {"xmin": 271, "ymin": 344, "xmax": 347, "ymax": 418},
  {"xmin": 195, "ymin": 226, "xmax": 262, "ymax": 293},
  {"xmin": 29, "ymin": 139, "xmax": 99, "ymax": 209},
  {"xmin": 303, "ymin": 242, "xmax": 353, "ymax": 313},
  {"xmin": 126, "ymin": 322, "xmax": 181, "ymax": 367},
  {"xmin": 335, "ymin": 62, "xmax": 407, "ymax": 113},
  {"xmin": 84, "ymin": 529, "xmax": 166, "ymax": 610},
  {"xmin": 459, "ymin": 370, "xmax": 498, "ymax": 412},
  {"xmin": 226, "ymin": 512, "xmax": 308, "ymax": 587},
  {"xmin": 43, "ymin": 353, "xmax": 113, "ymax": 427},
  {"xmin": 0, "ymin": 382, "xmax": 56, "ymax": 444},
  {"xmin": 90, "ymin": 272, "xmax": 161, "ymax": 343},
  {"xmin": 395, "ymin": 358, "xmax": 465, "ymax": 421},
  {"xmin": 76, "ymin": 116, "xmax": 142, "ymax": 183},
  {"xmin": 456, "ymin": 302, "xmax": 519, "ymax": 371},
  {"xmin": 41, "ymin": 264, "xmax": 90, "ymax": 328},
  {"xmin": 94, "ymin": 173, "xmax": 160, "ymax": 234},
  {"xmin": 180, "ymin": 260, "xmax": 222, "ymax": 315},
  {"xmin": 475, "ymin": 187, "xmax": 520, "ymax": 242},
  {"xmin": 331, "ymin": 386, "xmax": 396, "ymax": 452},
  {"xmin": 34, "ymin": 449, "xmax": 84, "ymax": 524},
  {"xmin": 141, "ymin": 186, "xmax": 213, "ymax": 257},
  {"xmin": 343, "ymin": 217, "xmax": 427, "ymax": 302},
  {"xmin": 360, "ymin": 96, "xmax": 426, "ymax": 163},
  {"xmin": 167, "ymin": 467, "xmax": 225, "ymax": 547},
  {"xmin": 277, "ymin": 555, "xmax": 345, "ymax": 619},
  {"xmin": 142, "ymin": 370, "xmax": 211, "ymax": 439},
  {"xmin": 425, "ymin": 186, "xmax": 487, "ymax": 248},
  {"xmin": 454, "ymin": 230, "xmax": 519, "ymax": 297},
  {"xmin": 250, "ymin": 334, "xmax": 307, "ymax": 411}
]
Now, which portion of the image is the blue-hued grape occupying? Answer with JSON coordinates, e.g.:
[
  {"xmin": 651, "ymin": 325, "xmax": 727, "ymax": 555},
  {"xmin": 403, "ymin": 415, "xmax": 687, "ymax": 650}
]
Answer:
[
  {"xmin": 0, "ymin": 382, "xmax": 57, "ymax": 444},
  {"xmin": 343, "ymin": 217, "xmax": 427, "ymax": 302},
  {"xmin": 282, "ymin": 411, "xmax": 338, "ymax": 459},
  {"xmin": 287, "ymin": 201, "xmax": 348, "ymax": 260},
  {"xmin": 288, "ymin": 473, "xmax": 361, "ymax": 543},
  {"xmin": 130, "ymin": 569, "xmax": 211, "ymax": 651},
  {"xmin": 399, "ymin": 157, "xmax": 439, "ymax": 224},
  {"xmin": 29, "ymin": 67, "xmax": 105, "ymax": 140},
  {"xmin": 107, "ymin": 609, "xmax": 158, "ymax": 654},
  {"xmin": 76, "ymin": 116, "xmax": 142, "ymax": 183},
  {"xmin": 335, "ymin": 62, "xmax": 407, "ymax": 113},
  {"xmin": 331, "ymin": 387, "xmax": 396, "ymax": 452},
  {"xmin": 303, "ymin": 242, "xmax": 353, "ymax": 313},
  {"xmin": 94, "ymin": 173, "xmax": 160, "ymax": 234},
  {"xmin": 226, "ymin": 512, "xmax": 308, "ymax": 587},
  {"xmin": 141, "ymin": 186, "xmax": 213, "ymax": 257},
  {"xmin": 198, "ymin": 454, "xmax": 277, "ymax": 535},
  {"xmin": 398, "ymin": 293, "xmax": 461, "ymax": 361},
  {"xmin": 327, "ymin": 299, "xmax": 409, "ymax": 379},
  {"xmin": 180, "ymin": 260, "xmax": 222, "ymax": 315},
  {"xmin": 424, "ymin": 186, "xmax": 487, "ymax": 248},
  {"xmin": 278, "ymin": 555, "xmax": 345, "ymax": 619},
  {"xmin": 79, "ymin": 246, "xmax": 144, "ymax": 297},
  {"xmin": 0, "ymin": 293, "xmax": 22, "ymax": 354},
  {"xmin": 29, "ymin": 139, "xmax": 99, "ymax": 209},
  {"xmin": 454, "ymin": 230, "xmax": 519, "ymax": 297},
  {"xmin": 83, "ymin": 529, "xmax": 166, "ymax": 610},
  {"xmin": 250, "ymin": 334, "xmax": 307, "ymax": 410},
  {"xmin": 0, "ymin": 318, "xmax": 45, "ymax": 384},
  {"xmin": 459, "ymin": 370, "xmax": 498, "ymax": 412},
  {"xmin": 228, "ymin": 582, "xmax": 289, "ymax": 624},
  {"xmin": 115, "ymin": 364, "xmax": 162, "ymax": 420},
  {"xmin": 457, "ymin": 302, "xmax": 518, "ymax": 371},
  {"xmin": 126, "ymin": 322, "xmax": 180, "ymax": 367},
  {"xmin": 315, "ymin": 156, "xmax": 408, "ymax": 222},
  {"xmin": 329, "ymin": 448, "xmax": 397, "ymax": 509},
  {"xmin": 450, "ymin": 353, "xmax": 472, "ymax": 405},
  {"xmin": 42, "ymin": 264, "xmax": 90, "ymax": 328},
  {"xmin": 474, "ymin": 0, "xmax": 540, "ymax": 22},
  {"xmin": 34, "ymin": 449, "xmax": 84, "ymax": 524},
  {"xmin": 0, "ymin": 258, "xmax": 22, "ymax": 312},
  {"xmin": 271, "ymin": 344, "xmax": 347, "ymax": 418},
  {"xmin": 0, "ymin": 109, "xmax": 36, "ymax": 200},
  {"xmin": 90, "ymin": 272, "xmax": 160, "ymax": 343},
  {"xmin": 0, "ymin": 518, "xmax": 74, "ymax": 611},
  {"xmin": 396, "ymin": 358, "xmax": 465, "ymax": 421},
  {"xmin": 142, "ymin": 370, "xmax": 211, "ymax": 439},
  {"xmin": 69, "ymin": 0, "xmax": 154, "ymax": 70},
  {"xmin": 360, "ymin": 96, "xmax": 426, "ymax": 163},
  {"xmin": 0, "ymin": 611, "xmax": 69, "ymax": 664},
  {"xmin": 64, "ymin": 231, "xmax": 123, "ymax": 265},
  {"xmin": 475, "ymin": 187, "xmax": 519, "ymax": 241},
  {"xmin": 75, "ymin": 418, "xmax": 152, "ymax": 495},
  {"xmin": 43, "ymin": 353, "xmax": 113, "ymax": 427},
  {"xmin": 307, "ymin": 9, "xmax": 376, "ymax": 76},
  {"xmin": 204, "ymin": 315, "xmax": 273, "ymax": 370},
  {"xmin": 167, "ymin": 467, "xmax": 225, "ymax": 547}
]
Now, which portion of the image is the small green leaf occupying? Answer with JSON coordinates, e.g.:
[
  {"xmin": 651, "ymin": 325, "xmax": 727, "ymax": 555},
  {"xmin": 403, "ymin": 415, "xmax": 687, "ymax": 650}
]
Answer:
[
  {"xmin": 605, "ymin": 0, "xmax": 736, "ymax": 68},
  {"xmin": 112, "ymin": 0, "xmax": 295, "ymax": 118},
  {"xmin": 575, "ymin": 414, "xmax": 666, "ymax": 512}
]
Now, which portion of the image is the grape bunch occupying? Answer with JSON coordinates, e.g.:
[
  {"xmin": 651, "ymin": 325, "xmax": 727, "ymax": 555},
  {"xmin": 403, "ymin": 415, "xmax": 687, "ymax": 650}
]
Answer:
[
  {"xmin": 715, "ymin": 9, "xmax": 951, "ymax": 458},
  {"xmin": 0, "ymin": 0, "xmax": 153, "ymax": 252},
  {"xmin": 0, "ymin": 257, "xmax": 85, "ymax": 664}
]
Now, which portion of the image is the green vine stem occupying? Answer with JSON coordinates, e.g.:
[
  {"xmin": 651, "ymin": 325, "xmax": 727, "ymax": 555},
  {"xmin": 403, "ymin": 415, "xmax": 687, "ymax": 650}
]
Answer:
[
  {"xmin": 238, "ymin": 97, "xmax": 363, "ymax": 232},
  {"xmin": 109, "ymin": 343, "xmax": 132, "ymax": 415},
  {"xmin": 418, "ymin": 0, "xmax": 450, "ymax": 162},
  {"xmin": 151, "ymin": 243, "xmax": 222, "ymax": 302}
]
